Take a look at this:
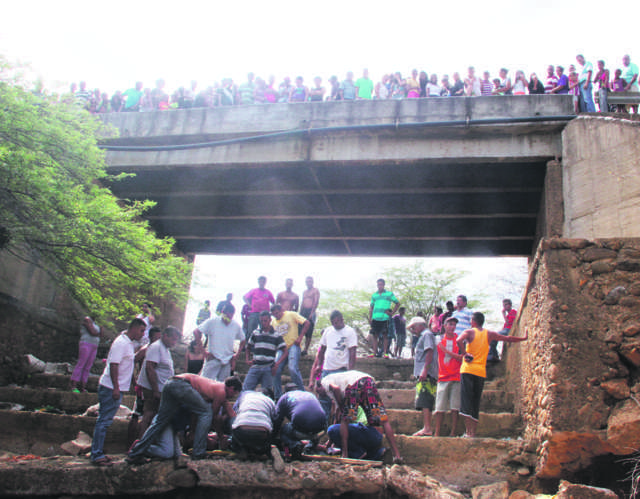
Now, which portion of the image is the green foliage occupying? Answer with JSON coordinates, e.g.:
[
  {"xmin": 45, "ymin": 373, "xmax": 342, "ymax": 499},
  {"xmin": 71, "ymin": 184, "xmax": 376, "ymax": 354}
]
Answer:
[
  {"xmin": 0, "ymin": 56, "xmax": 191, "ymax": 323},
  {"xmin": 383, "ymin": 261, "xmax": 468, "ymax": 316},
  {"xmin": 315, "ymin": 262, "xmax": 468, "ymax": 333}
]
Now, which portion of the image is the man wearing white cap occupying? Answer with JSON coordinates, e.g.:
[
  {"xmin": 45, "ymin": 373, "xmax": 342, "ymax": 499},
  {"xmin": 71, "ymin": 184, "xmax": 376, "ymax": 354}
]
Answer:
[{"xmin": 407, "ymin": 316, "xmax": 438, "ymax": 437}]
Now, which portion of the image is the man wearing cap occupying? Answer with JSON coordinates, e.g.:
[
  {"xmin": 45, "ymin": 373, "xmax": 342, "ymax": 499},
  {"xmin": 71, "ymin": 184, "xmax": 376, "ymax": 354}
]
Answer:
[
  {"xmin": 433, "ymin": 317, "xmax": 463, "ymax": 436},
  {"xmin": 407, "ymin": 316, "xmax": 438, "ymax": 436}
]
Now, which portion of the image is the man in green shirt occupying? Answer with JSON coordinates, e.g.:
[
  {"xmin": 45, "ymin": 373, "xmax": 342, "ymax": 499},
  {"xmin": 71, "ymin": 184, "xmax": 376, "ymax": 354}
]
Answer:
[
  {"xmin": 356, "ymin": 69, "xmax": 374, "ymax": 100},
  {"xmin": 368, "ymin": 279, "xmax": 400, "ymax": 357}
]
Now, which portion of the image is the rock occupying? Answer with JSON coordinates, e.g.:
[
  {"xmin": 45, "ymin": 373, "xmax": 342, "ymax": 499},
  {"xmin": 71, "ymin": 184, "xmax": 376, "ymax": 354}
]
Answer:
[
  {"xmin": 628, "ymin": 282, "xmax": 640, "ymax": 296},
  {"xmin": 620, "ymin": 296, "xmax": 640, "ymax": 307},
  {"xmin": 392, "ymin": 372, "xmax": 402, "ymax": 379},
  {"xmin": 619, "ymin": 344, "xmax": 640, "ymax": 367},
  {"xmin": 623, "ymin": 324, "xmax": 640, "ymax": 337},
  {"xmin": 600, "ymin": 379, "xmax": 630, "ymax": 400},
  {"xmin": 604, "ymin": 286, "xmax": 627, "ymax": 305},
  {"xmin": 617, "ymin": 260, "xmax": 640, "ymax": 272},
  {"xmin": 255, "ymin": 469, "xmax": 270, "ymax": 482},
  {"xmin": 301, "ymin": 476, "xmax": 318, "ymax": 488},
  {"xmin": 60, "ymin": 431, "xmax": 92, "ymax": 456},
  {"xmin": 606, "ymin": 398, "xmax": 640, "ymax": 454},
  {"xmin": 556, "ymin": 479, "xmax": 618, "ymax": 498},
  {"xmin": 517, "ymin": 467, "xmax": 531, "ymax": 476},
  {"xmin": 386, "ymin": 465, "xmax": 465, "ymax": 499},
  {"xmin": 583, "ymin": 247, "xmax": 618, "ymax": 262},
  {"xmin": 591, "ymin": 261, "xmax": 616, "ymax": 275},
  {"xmin": 536, "ymin": 432, "xmax": 617, "ymax": 479},
  {"xmin": 166, "ymin": 468, "xmax": 198, "ymax": 488},
  {"xmin": 472, "ymin": 480, "xmax": 510, "ymax": 499},
  {"xmin": 508, "ymin": 491, "xmax": 535, "ymax": 499}
]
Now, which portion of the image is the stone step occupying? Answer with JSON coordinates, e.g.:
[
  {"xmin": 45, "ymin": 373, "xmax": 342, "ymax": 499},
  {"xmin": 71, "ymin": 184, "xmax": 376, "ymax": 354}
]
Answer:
[
  {"xmin": 0, "ymin": 408, "xmax": 535, "ymax": 494},
  {"xmin": 0, "ymin": 386, "xmax": 135, "ymax": 415},
  {"xmin": 386, "ymin": 409, "xmax": 522, "ymax": 438},
  {"xmin": 378, "ymin": 388, "xmax": 514, "ymax": 413}
]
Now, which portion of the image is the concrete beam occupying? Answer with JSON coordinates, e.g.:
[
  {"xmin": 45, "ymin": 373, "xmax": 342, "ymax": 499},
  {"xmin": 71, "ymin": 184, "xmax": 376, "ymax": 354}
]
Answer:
[{"xmin": 105, "ymin": 128, "xmax": 563, "ymax": 170}]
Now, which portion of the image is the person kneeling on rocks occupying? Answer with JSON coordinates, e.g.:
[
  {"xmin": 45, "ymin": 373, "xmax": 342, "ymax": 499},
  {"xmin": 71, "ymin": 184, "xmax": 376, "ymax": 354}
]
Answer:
[
  {"xmin": 127, "ymin": 374, "xmax": 242, "ymax": 463},
  {"xmin": 320, "ymin": 370, "xmax": 403, "ymax": 464},
  {"xmin": 322, "ymin": 406, "xmax": 388, "ymax": 461},
  {"xmin": 273, "ymin": 384, "xmax": 326, "ymax": 459},
  {"xmin": 231, "ymin": 388, "xmax": 285, "ymax": 472}
]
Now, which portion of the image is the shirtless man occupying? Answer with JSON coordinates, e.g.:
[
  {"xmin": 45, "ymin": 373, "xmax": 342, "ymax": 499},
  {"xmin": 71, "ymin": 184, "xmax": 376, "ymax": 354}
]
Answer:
[
  {"xmin": 300, "ymin": 276, "xmax": 320, "ymax": 356},
  {"xmin": 276, "ymin": 278, "xmax": 299, "ymax": 312},
  {"xmin": 127, "ymin": 374, "xmax": 242, "ymax": 462}
]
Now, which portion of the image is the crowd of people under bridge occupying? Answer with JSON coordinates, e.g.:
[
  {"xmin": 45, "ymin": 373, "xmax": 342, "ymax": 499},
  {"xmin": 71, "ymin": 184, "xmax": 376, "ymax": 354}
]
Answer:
[
  {"xmin": 62, "ymin": 53, "xmax": 640, "ymax": 117},
  {"xmin": 84, "ymin": 275, "xmax": 528, "ymax": 470}
]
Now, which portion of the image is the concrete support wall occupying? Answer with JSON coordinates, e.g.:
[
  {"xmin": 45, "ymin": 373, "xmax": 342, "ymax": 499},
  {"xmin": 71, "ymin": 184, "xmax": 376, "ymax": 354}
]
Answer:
[
  {"xmin": 0, "ymin": 250, "xmax": 80, "ymax": 383},
  {"xmin": 562, "ymin": 117, "xmax": 640, "ymax": 238},
  {"xmin": 506, "ymin": 238, "xmax": 640, "ymax": 480},
  {"xmin": 534, "ymin": 160, "xmax": 564, "ymax": 253}
]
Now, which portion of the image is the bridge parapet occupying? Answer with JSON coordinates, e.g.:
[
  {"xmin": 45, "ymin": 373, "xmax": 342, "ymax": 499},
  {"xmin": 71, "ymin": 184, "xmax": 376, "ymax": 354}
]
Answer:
[{"xmin": 102, "ymin": 95, "xmax": 574, "ymax": 145}]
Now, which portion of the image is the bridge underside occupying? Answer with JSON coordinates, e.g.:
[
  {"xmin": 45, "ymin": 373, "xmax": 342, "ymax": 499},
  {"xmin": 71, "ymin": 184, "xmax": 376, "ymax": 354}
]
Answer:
[
  {"xmin": 103, "ymin": 97, "xmax": 572, "ymax": 257},
  {"xmin": 108, "ymin": 157, "xmax": 548, "ymax": 257}
]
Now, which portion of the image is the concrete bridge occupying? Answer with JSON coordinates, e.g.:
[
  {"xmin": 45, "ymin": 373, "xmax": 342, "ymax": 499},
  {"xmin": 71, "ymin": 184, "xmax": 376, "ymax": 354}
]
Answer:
[{"xmin": 102, "ymin": 96, "xmax": 576, "ymax": 257}]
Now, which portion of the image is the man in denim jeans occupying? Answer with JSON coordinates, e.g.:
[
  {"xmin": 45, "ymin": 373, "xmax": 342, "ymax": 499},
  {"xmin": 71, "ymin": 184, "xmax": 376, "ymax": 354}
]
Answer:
[
  {"xmin": 244, "ymin": 311, "xmax": 287, "ymax": 392},
  {"xmin": 271, "ymin": 304, "xmax": 310, "ymax": 399},
  {"xmin": 127, "ymin": 374, "xmax": 242, "ymax": 463},
  {"xmin": 90, "ymin": 318, "xmax": 146, "ymax": 466}
]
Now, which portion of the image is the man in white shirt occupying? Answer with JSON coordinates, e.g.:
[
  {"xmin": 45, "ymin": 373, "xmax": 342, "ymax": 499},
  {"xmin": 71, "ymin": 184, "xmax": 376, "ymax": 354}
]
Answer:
[
  {"xmin": 308, "ymin": 310, "xmax": 357, "ymax": 387},
  {"xmin": 195, "ymin": 303, "xmax": 246, "ymax": 381},
  {"xmin": 136, "ymin": 326, "xmax": 181, "ymax": 436},
  {"xmin": 91, "ymin": 318, "xmax": 145, "ymax": 465}
]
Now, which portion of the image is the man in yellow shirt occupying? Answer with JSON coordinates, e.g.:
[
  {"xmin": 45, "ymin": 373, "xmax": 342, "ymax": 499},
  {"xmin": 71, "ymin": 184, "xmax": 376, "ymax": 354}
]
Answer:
[
  {"xmin": 271, "ymin": 304, "xmax": 310, "ymax": 399},
  {"xmin": 456, "ymin": 312, "xmax": 528, "ymax": 437}
]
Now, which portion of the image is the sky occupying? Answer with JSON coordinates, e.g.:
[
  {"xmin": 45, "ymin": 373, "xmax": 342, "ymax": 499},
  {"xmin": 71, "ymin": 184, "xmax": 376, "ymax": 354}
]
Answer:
[
  {"xmin": 2, "ymin": 0, "xmax": 640, "ymax": 95},
  {"xmin": 0, "ymin": 1, "xmax": 627, "ymax": 331}
]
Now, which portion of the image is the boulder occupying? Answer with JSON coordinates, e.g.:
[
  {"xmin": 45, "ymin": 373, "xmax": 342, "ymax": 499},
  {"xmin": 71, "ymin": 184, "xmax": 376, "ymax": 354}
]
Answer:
[
  {"xmin": 472, "ymin": 480, "xmax": 509, "ymax": 499},
  {"xmin": 60, "ymin": 431, "xmax": 92, "ymax": 456},
  {"xmin": 606, "ymin": 399, "xmax": 640, "ymax": 454},
  {"xmin": 537, "ymin": 432, "xmax": 617, "ymax": 479},
  {"xmin": 556, "ymin": 479, "xmax": 618, "ymax": 498},
  {"xmin": 600, "ymin": 379, "xmax": 630, "ymax": 400}
]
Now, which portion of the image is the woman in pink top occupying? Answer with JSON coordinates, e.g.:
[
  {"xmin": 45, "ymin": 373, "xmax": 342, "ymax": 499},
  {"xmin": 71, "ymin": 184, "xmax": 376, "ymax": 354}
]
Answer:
[{"xmin": 429, "ymin": 306, "xmax": 443, "ymax": 333}]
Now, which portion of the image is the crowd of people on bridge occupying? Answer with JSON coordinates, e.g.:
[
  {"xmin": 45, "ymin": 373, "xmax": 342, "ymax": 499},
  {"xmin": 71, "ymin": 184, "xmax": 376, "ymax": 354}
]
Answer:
[
  {"xmin": 61, "ymin": 53, "xmax": 639, "ymax": 117},
  {"xmin": 86, "ymin": 274, "xmax": 528, "ymax": 471}
]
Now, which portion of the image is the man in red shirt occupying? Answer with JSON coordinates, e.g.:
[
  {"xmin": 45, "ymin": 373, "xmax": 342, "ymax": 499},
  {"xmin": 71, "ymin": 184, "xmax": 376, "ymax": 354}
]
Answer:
[
  {"xmin": 434, "ymin": 317, "xmax": 464, "ymax": 436},
  {"xmin": 243, "ymin": 276, "xmax": 275, "ymax": 341},
  {"xmin": 488, "ymin": 299, "xmax": 517, "ymax": 362}
]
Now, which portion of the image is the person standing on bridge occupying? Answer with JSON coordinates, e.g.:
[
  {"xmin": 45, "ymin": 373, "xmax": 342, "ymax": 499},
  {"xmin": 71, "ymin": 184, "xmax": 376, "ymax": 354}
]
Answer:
[
  {"xmin": 244, "ymin": 276, "xmax": 275, "ymax": 341},
  {"xmin": 456, "ymin": 312, "xmax": 528, "ymax": 437},
  {"xmin": 576, "ymin": 54, "xmax": 596, "ymax": 113}
]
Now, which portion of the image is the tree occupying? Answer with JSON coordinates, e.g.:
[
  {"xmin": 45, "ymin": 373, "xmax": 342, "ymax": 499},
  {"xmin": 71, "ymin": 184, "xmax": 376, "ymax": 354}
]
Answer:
[
  {"xmin": 383, "ymin": 261, "xmax": 468, "ymax": 316},
  {"xmin": 0, "ymin": 57, "xmax": 191, "ymax": 323}
]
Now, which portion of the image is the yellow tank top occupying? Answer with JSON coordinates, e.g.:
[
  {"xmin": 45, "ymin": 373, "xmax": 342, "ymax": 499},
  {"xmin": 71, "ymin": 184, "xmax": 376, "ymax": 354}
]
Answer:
[{"xmin": 460, "ymin": 328, "xmax": 489, "ymax": 378}]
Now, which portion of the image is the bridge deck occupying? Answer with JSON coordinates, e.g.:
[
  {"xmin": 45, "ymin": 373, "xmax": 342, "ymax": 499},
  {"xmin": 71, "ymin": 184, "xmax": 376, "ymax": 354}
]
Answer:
[{"xmin": 102, "ymin": 96, "xmax": 574, "ymax": 256}]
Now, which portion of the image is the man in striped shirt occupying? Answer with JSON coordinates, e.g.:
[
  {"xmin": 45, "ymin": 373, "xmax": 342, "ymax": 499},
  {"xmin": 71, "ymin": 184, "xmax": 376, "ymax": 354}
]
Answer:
[
  {"xmin": 244, "ymin": 311, "xmax": 287, "ymax": 392},
  {"xmin": 453, "ymin": 294, "xmax": 473, "ymax": 336}
]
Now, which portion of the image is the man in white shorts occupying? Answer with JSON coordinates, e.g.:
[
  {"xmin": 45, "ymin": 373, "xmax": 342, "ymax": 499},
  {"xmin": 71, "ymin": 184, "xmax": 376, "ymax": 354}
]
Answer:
[{"xmin": 434, "ymin": 317, "xmax": 463, "ymax": 437}]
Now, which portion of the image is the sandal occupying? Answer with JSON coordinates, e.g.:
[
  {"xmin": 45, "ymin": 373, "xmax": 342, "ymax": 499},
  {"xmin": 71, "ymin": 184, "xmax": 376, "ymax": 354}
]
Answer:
[{"xmin": 412, "ymin": 429, "xmax": 433, "ymax": 437}]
